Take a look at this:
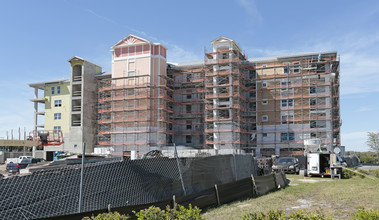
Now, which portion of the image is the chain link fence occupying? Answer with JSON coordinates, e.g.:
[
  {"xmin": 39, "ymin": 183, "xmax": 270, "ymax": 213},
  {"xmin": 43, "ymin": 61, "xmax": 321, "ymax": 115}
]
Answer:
[{"xmin": 0, "ymin": 153, "xmax": 275, "ymax": 219}]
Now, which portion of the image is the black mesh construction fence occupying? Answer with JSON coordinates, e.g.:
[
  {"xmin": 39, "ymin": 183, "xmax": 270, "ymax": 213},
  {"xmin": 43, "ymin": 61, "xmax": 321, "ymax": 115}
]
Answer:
[{"xmin": 0, "ymin": 154, "xmax": 277, "ymax": 220}]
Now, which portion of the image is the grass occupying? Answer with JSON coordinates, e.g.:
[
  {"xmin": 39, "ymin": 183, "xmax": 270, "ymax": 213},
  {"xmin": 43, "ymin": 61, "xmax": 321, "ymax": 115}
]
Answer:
[{"xmin": 202, "ymin": 175, "xmax": 379, "ymax": 220}]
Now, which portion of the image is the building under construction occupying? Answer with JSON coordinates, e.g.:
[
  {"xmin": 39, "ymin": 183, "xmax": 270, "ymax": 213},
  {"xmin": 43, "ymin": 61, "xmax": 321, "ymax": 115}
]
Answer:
[{"xmin": 95, "ymin": 35, "xmax": 341, "ymax": 156}]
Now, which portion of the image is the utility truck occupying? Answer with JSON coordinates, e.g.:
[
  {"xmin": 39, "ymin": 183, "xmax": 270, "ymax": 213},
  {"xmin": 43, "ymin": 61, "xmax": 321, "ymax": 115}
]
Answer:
[{"xmin": 303, "ymin": 139, "xmax": 345, "ymax": 178}]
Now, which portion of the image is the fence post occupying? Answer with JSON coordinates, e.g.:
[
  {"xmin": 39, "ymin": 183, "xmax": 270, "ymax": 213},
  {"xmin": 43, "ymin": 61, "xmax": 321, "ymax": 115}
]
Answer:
[
  {"xmin": 78, "ymin": 142, "xmax": 85, "ymax": 213},
  {"xmin": 174, "ymin": 144, "xmax": 187, "ymax": 196},
  {"xmin": 214, "ymin": 184, "xmax": 221, "ymax": 206},
  {"xmin": 172, "ymin": 195, "xmax": 176, "ymax": 209},
  {"xmin": 233, "ymin": 151, "xmax": 238, "ymax": 181},
  {"xmin": 251, "ymin": 174, "xmax": 257, "ymax": 197},
  {"xmin": 272, "ymin": 172, "xmax": 278, "ymax": 189}
]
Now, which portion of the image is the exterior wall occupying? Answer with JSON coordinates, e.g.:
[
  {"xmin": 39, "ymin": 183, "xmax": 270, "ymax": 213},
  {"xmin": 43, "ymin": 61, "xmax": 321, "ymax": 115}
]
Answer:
[{"xmin": 44, "ymin": 82, "xmax": 70, "ymax": 134}]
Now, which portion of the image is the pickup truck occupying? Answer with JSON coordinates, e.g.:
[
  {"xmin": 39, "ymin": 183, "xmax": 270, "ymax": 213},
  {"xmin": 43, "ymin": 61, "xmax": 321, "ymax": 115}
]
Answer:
[
  {"xmin": 6, "ymin": 156, "xmax": 33, "ymax": 164},
  {"xmin": 5, "ymin": 160, "xmax": 30, "ymax": 173}
]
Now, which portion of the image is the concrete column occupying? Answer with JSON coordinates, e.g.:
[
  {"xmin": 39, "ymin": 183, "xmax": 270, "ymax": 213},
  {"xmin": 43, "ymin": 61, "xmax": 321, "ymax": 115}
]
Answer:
[{"xmin": 33, "ymin": 88, "xmax": 38, "ymax": 135}]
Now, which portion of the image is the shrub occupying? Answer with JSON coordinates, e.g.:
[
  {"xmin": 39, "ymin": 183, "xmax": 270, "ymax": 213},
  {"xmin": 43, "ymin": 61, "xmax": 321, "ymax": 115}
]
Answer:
[
  {"xmin": 343, "ymin": 169, "xmax": 355, "ymax": 179},
  {"xmin": 134, "ymin": 206, "xmax": 166, "ymax": 220},
  {"xmin": 357, "ymin": 169, "xmax": 370, "ymax": 176},
  {"xmin": 166, "ymin": 204, "xmax": 203, "ymax": 220},
  {"xmin": 134, "ymin": 204, "xmax": 204, "ymax": 220},
  {"xmin": 82, "ymin": 212, "xmax": 130, "ymax": 220},
  {"xmin": 353, "ymin": 208, "xmax": 379, "ymax": 220},
  {"xmin": 372, "ymin": 169, "xmax": 379, "ymax": 178}
]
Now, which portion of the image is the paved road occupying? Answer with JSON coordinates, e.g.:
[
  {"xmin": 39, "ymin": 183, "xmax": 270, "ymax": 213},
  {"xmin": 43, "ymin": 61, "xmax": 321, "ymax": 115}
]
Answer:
[{"xmin": 358, "ymin": 164, "xmax": 379, "ymax": 171}]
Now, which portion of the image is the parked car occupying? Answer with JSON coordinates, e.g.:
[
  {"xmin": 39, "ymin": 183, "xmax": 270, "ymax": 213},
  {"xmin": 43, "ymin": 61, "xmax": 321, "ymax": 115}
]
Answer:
[{"xmin": 272, "ymin": 157, "xmax": 300, "ymax": 174}]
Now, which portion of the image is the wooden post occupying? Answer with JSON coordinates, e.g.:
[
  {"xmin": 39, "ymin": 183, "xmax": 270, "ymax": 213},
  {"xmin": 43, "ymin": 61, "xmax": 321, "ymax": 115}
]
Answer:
[
  {"xmin": 251, "ymin": 174, "xmax": 257, "ymax": 197},
  {"xmin": 214, "ymin": 184, "xmax": 221, "ymax": 206},
  {"xmin": 172, "ymin": 195, "xmax": 176, "ymax": 209},
  {"xmin": 272, "ymin": 173, "xmax": 278, "ymax": 189}
]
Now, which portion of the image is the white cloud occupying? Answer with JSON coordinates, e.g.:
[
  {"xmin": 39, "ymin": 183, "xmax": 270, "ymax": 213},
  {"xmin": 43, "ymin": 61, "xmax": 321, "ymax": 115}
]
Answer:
[
  {"xmin": 341, "ymin": 131, "xmax": 370, "ymax": 152},
  {"xmin": 355, "ymin": 106, "xmax": 374, "ymax": 112},
  {"xmin": 309, "ymin": 32, "xmax": 379, "ymax": 95},
  {"xmin": 247, "ymin": 32, "xmax": 379, "ymax": 96},
  {"xmin": 84, "ymin": 8, "xmax": 200, "ymax": 63}
]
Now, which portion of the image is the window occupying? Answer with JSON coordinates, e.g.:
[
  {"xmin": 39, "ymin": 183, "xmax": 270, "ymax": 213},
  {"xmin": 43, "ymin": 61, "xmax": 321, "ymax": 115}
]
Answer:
[
  {"xmin": 262, "ymin": 133, "xmax": 268, "ymax": 137},
  {"xmin": 249, "ymin": 70, "xmax": 256, "ymax": 78},
  {"xmin": 186, "ymin": 105, "xmax": 191, "ymax": 113},
  {"xmin": 311, "ymin": 133, "xmax": 317, "ymax": 138},
  {"xmin": 281, "ymin": 132, "xmax": 294, "ymax": 141},
  {"xmin": 54, "ymin": 113, "xmax": 61, "ymax": 120},
  {"xmin": 186, "ymin": 135, "xmax": 192, "ymax": 144},
  {"xmin": 281, "ymin": 133, "xmax": 288, "ymax": 141},
  {"xmin": 293, "ymin": 62, "xmax": 300, "ymax": 73},
  {"xmin": 54, "ymin": 100, "xmax": 62, "ymax": 107},
  {"xmin": 281, "ymin": 100, "xmax": 287, "ymax": 107},
  {"xmin": 53, "ymin": 126, "xmax": 61, "ymax": 133},
  {"xmin": 310, "ymin": 121, "xmax": 316, "ymax": 128},
  {"xmin": 262, "ymin": 115, "xmax": 268, "ymax": 121},
  {"xmin": 281, "ymin": 81, "xmax": 291, "ymax": 86},
  {"xmin": 288, "ymin": 99, "xmax": 293, "ymax": 107},
  {"xmin": 262, "ymin": 100, "xmax": 268, "ymax": 105},
  {"xmin": 187, "ymin": 94, "xmax": 192, "ymax": 99},
  {"xmin": 289, "ymin": 132, "xmax": 294, "ymax": 141},
  {"xmin": 281, "ymin": 115, "xmax": 294, "ymax": 124},
  {"xmin": 310, "ymin": 99, "xmax": 316, "ymax": 106},
  {"xmin": 186, "ymin": 120, "xmax": 192, "ymax": 130},
  {"xmin": 51, "ymin": 87, "xmax": 55, "ymax": 94},
  {"xmin": 57, "ymin": 86, "xmax": 61, "ymax": 94},
  {"xmin": 283, "ymin": 66, "xmax": 289, "ymax": 74},
  {"xmin": 262, "ymin": 82, "xmax": 267, "ymax": 88},
  {"xmin": 310, "ymin": 87, "xmax": 316, "ymax": 94}
]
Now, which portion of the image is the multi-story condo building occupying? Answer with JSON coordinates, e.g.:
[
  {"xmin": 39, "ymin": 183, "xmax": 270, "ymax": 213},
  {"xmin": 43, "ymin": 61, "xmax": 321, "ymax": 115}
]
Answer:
[{"xmin": 30, "ymin": 34, "xmax": 341, "ymax": 159}]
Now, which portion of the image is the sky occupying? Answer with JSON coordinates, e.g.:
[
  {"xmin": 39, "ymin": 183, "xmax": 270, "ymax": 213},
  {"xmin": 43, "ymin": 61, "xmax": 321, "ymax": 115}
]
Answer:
[{"xmin": 0, "ymin": 0, "xmax": 378, "ymax": 152}]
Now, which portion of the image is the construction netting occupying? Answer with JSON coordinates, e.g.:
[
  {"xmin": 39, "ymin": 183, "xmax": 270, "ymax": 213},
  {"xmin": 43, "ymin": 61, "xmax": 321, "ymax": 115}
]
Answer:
[{"xmin": 0, "ymin": 154, "xmax": 263, "ymax": 219}]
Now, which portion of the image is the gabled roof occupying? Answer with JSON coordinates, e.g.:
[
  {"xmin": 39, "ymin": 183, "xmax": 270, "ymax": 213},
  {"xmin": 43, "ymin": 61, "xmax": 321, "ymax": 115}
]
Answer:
[
  {"xmin": 211, "ymin": 36, "xmax": 235, "ymax": 45},
  {"xmin": 211, "ymin": 36, "xmax": 242, "ymax": 52},
  {"xmin": 68, "ymin": 56, "xmax": 84, "ymax": 63},
  {"xmin": 67, "ymin": 56, "xmax": 102, "ymax": 68},
  {"xmin": 111, "ymin": 34, "xmax": 152, "ymax": 49}
]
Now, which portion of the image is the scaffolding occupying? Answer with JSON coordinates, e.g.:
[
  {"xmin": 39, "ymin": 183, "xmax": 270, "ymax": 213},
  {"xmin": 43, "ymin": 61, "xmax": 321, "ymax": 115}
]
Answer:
[
  {"xmin": 97, "ymin": 72, "xmax": 174, "ymax": 152},
  {"xmin": 244, "ymin": 55, "xmax": 340, "ymax": 156},
  {"xmin": 203, "ymin": 48, "xmax": 254, "ymax": 151},
  {"xmin": 95, "ymin": 36, "xmax": 340, "ymax": 157}
]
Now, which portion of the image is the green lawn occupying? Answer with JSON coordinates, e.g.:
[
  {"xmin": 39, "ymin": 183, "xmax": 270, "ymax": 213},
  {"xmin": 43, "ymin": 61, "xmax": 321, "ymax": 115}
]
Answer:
[{"xmin": 202, "ymin": 175, "xmax": 379, "ymax": 220}]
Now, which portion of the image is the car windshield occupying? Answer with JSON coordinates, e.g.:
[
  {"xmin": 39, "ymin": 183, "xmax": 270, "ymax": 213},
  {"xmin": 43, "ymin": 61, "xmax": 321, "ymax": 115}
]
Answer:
[{"xmin": 275, "ymin": 158, "xmax": 294, "ymax": 164}]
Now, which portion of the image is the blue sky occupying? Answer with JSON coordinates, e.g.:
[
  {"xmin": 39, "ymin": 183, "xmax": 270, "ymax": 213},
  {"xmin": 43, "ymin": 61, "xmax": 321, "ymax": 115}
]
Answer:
[{"xmin": 0, "ymin": 0, "xmax": 378, "ymax": 152}]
